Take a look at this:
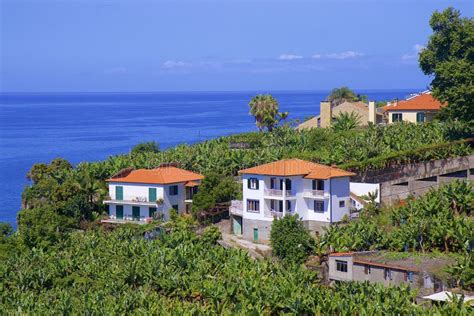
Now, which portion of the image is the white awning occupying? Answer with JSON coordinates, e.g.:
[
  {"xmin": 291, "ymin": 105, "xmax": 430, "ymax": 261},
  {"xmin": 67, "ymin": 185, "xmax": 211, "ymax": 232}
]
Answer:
[{"xmin": 422, "ymin": 291, "xmax": 474, "ymax": 305}]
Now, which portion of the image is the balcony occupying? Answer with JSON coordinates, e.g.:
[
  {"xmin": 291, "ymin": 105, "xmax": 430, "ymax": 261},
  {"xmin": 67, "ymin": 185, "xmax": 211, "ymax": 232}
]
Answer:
[
  {"xmin": 303, "ymin": 189, "xmax": 327, "ymax": 198},
  {"xmin": 264, "ymin": 209, "xmax": 295, "ymax": 218},
  {"xmin": 229, "ymin": 200, "xmax": 243, "ymax": 216},
  {"xmin": 264, "ymin": 189, "xmax": 294, "ymax": 197},
  {"xmin": 103, "ymin": 195, "xmax": 162, "ymax": 206},
  {"xmin": 101, "ymin": 215, "xmax": 151, "ymax": 225}
]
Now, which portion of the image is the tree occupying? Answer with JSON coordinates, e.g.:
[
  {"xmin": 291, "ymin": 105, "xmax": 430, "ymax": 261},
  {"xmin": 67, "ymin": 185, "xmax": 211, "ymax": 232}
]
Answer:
[
  {"xmin": 419, "ymin": 7, "xmax": 474, "ymax": 121},
  {"xmin": 327, "ymin": 87, "xmax": 357, "ymax": 106},
  {"xmin": 131, "ymin": 141, "xmax": 160, "ymax": 155},
  {"xmin": 0, "ymin": 222, "xmax": 14, "ymax": 238},
  {"xmin": 248, "ymin": 94, "xmax": 288, "ymax": 132},
  {"xmin": 332, "ymin": 111, "xmax": 361, "ymax": 132},
  {"xmin": 270, "ymin": 215, "xmax": 314, "ymax": 264}
]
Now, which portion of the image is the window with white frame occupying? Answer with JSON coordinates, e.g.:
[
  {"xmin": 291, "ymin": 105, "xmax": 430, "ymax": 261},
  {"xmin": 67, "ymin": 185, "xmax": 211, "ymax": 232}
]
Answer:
[
  {"xmin": 392, "ymin": 113, "xmax": 403, "ymax": 122},
  {"xmin": 248, "ymin": 178, "xmax": 259, "ymax": 190},
  {"xmin": 247, "ymin": 199, "xmax": 260, "ymax": 213},
  {"xmin": 314, "ymin": 201, "xmax": 324, "ymax": 213},
  {"xmin": 336, "ymin": 260, "xmax": 348, "ymax": 272}
]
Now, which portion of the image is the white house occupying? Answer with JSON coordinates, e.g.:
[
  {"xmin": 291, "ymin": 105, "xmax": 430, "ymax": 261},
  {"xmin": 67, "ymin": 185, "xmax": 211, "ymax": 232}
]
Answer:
[
  {"xmin": 103, "ymin": 165, "xmax": 204, "ymax": 223},
  {"xmin": 230, "ymin": 159, "xmax": 355, "ymax": 243}
]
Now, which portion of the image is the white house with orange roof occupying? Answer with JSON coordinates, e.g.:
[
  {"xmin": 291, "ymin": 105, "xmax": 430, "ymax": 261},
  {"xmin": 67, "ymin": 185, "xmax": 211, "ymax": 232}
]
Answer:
[
  {"xmin": 229, "ymin": 159, "xmax": 355, "ymax": 242},
  {"xmin": 383, "ymin": 91, "xmax": 444, "ymax": 124},
  {"xmin": 103, "ymin": 165, "xmax": 204, "ymax": 223}
]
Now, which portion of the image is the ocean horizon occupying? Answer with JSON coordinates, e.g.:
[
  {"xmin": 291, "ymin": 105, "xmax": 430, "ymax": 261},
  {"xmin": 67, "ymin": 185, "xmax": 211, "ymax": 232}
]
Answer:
[{"xmin": 0, "ymin": 89, "xmax": 418, "ymax": 226}]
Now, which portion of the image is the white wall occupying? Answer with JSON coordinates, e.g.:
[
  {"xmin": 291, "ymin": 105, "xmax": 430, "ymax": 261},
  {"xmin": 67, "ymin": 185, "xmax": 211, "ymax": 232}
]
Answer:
[
  {"xmin": 241, "ymin": 174, "xmax": 350, "ymax": 224},
  {"xmin": 350, "ymin": 182, "xmax": 380, "ymax": 203},
  {"xmin": 108, "ymin": 181, "xmax": 195, "ymax": 219},
  {"xmin": 330, "ymin": 177, "xmax": 351, "ymax": 222}
]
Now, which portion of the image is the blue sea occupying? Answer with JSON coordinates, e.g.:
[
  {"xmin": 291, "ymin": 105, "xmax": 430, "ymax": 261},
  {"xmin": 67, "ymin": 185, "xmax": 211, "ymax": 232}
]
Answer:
[{"xmin": 0, "ymin": 90, "xmax": 415, "ymax": 226}]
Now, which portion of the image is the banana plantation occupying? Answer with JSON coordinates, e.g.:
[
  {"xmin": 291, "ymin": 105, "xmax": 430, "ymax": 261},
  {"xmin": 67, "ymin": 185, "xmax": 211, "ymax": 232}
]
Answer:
[{"xmin": 0, "ymin": 222, "xmax": 471, "ymax": 314}]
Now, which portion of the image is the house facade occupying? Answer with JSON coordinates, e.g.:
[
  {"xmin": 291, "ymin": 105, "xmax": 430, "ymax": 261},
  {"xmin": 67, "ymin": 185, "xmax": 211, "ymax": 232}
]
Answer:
[
  {"xmin": 103, "ymin": 166, "xmax": 203, "ymax": 223},
  {"xmin": 297, "ymin": 101, "xmax": 383, "ymax": 130},
  {"xmin": 230, "ymin": 159, "xmax": 355, "ymax": 243},
  {"xmin": 328, "ymin": 252, "xmax": 454, "ymax": 295},
  {"xmin": 383, "ymin": 91, "xmax": 443, "ymax": 124}
]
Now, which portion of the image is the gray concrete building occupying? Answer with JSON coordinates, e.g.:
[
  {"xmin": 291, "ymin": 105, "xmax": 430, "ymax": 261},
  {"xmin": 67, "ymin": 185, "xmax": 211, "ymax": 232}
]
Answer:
[{"xmin": 328, "ymin": 251, "xmax": 456, "ymax": 295}]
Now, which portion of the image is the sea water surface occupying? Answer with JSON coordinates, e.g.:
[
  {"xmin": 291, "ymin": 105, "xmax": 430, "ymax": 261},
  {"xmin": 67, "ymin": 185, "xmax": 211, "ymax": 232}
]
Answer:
[{"xmin": 0, "ymin": 90, "xmax": 414, "ymax": 226}]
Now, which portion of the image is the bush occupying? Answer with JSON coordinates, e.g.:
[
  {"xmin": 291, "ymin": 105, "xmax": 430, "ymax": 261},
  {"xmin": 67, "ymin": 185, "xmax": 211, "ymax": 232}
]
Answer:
[
  {"xmin": 130, "ymin": 141, "xmax": 160, "ymax": 155},
  {"xmin": 270, "ymin": 215, "xmax": 314, "ymax": 264},
  {"xmin": 200, "ymin": 225, "xmax": 222, "ymax": 245}
]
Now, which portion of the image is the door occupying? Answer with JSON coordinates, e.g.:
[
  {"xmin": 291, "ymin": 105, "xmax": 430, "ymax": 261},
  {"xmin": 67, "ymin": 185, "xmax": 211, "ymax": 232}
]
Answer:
[
  {"xmin": 149, "ymin": 207, "xmax": 157, "ymax": 218},
  {"xmin": 116, "ymin": 205, "xmax": 124, "ymax": 219},
  {"xmin": 115, "ymin": 186, "xmax": 123, "ymax": 200},
  {"xmin": 253, "ymin": 228, "xmax": 259, "ymax": 242},
  {"xmin": 233, "ymin": 216, "xmax": 242, "ymax": 235},
  {"xmin": 148, "ymin": 188, "xmax": 157, "ymax": 202},
  {"xmin": 132, "ymin": 206, "xmax": 140, "ymax": 220}
]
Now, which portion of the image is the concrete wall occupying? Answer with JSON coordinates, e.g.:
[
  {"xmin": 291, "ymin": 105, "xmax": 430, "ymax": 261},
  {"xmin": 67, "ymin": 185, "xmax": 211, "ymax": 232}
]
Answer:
[
  {"xmin": 242, "ymin": 218, "xmax": 272, "ymax": 243},
  {"xmin": 330, "ymin": 177, "xmax": 351, "ymax": 222},
  {"xmin": 328, "ymin": 256, "xmax": 354, "ymax": 281},
  {"xmin": 320, "ymin": 101, "xmax": 332, "ymax": 128},
  {"xmin": 351, "ymin": 155, "xmax": 473, "ymax": 206}
]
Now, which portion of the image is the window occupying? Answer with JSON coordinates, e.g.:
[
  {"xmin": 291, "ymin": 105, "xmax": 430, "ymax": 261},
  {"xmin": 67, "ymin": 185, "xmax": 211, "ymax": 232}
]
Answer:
[
  {"xmin": 247, "ymin": 199, "xmax": 260, "ymax": 212},
  {"xmin": 406, "ymin": 271, "xmax": 414, "ymax": 282},
  {"xmin": 339, "ymin": 200, "xmax": 345, "ymax": 208},
  {"xmin": 169, "ymin": 185, "xmax": 178, "ymax": 196},
  {"xmin": 416, "ymin": 112, "xmax": 425, "ymax": 123},
  {"xmin": 172, "ymin": 204, "xmax": 179, "ymax": 210},
  {"xmin": 149, "ymin": 207, "xmax": 157, "ymax": 218},
  {"xmin": 248, "ymin": 178, "xmax": 259, "ymax": 190},
  {"xmin": 392, "ymin": 113, "xmax": 403, "ymax": 122},
  {"xmin": 270, "ymin": 200, "xmax": 275, "ymax": 211},
  {"xmin": 115, "ymin": 186, "xmax": 123, "ymax": 200},
  {"xmin": 364, "ymin": 265, "xmax": 371, "ymax": 275},
  {"xmin": 285, "ymin": 179, "xmax": 292, "ymax": 191},
  {"xmin": 312, "ymin": 180, "xmax": 324, "ymax": 190},
  {"xmin": 286, "ymin": 200, "xmax": 292, "ymax": 212},
  {"xmin": 148, "ymin": 188, "xmax": 157, "ymax": 202},
  {"xmin": 270, "ymin": 178, "xmax": 276, "ymax": 189},
  {"xmin": 336, "ymin": 260, "xmax": 348, "ymax": 272},
  {"xmin": 314, "ymin": 201, "xmax": 324, "ymax": 213},
  {"xmin": 384, "ymin": 268, "xmax": 392, "ymax": 280}
]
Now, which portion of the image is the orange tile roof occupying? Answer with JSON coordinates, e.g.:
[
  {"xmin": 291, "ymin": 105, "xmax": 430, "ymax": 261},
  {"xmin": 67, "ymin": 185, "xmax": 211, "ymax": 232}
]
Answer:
[
  {"xmin": 329, "ymin": 252, "xmax": 355, "ymax": 257},
  {"xmin": 184, "ymin": 180, "xmax": 200, "ymax": 187},
  {"xmin": 239, "ymin": 159, "xmax": 355, "ymax": 179},
  {"xmin": 106, "ymin": 167, "xmax": 204, "ymax": 185},
  {"xmin": 383, "ymin": 93, "xmax": 444, "ymax": 112}
]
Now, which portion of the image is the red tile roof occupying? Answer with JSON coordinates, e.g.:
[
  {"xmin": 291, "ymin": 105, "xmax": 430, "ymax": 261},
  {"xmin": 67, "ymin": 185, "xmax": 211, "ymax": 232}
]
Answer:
[
  {"xmin": 329, "ymin": 252, "xmax": 355, "ymax": 257},
  {"xmin": 239, "ymin": 159, "xmax": 355, "ymax": 179},
  {"xmin": 383, "ymin": 93, "xmax": 444, "ymax": 112},
  {"xmin": 106, "ymin": 167, "xmax": 204, "ymax": 185}
]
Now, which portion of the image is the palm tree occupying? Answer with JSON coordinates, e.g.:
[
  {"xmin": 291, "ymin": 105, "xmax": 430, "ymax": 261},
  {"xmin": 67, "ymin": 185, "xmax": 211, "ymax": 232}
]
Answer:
[{"xmin": 248, "ymin": 94, "xmax": 288, "ymax": 132}]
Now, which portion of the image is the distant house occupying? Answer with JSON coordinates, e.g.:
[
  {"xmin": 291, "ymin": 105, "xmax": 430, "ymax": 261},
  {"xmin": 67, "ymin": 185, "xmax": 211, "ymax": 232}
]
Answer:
[
  {"xmin": 328, "ymin": 251, "xmax": 456, "ymax": 295},
  {"xmin": 230, "ymin": 159, "xmax": 355, "ymax": 243},
  {"xmin": 297, "ymin": 101, "xmax": 383, "ymax": 130},
  {"xmin": 103, "ymin": 166, "xmax": 204, "ymax": 223},
  {"xmin": 383, "ymin": 91, "xmax": 444, "ymax": 124}
]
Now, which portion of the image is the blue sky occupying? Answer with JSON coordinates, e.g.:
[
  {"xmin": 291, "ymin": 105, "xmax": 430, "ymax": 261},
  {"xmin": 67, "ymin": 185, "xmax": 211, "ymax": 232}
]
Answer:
[{"xmin": 1, "ymin": 0, "xmax": 472, "ymax": 92}]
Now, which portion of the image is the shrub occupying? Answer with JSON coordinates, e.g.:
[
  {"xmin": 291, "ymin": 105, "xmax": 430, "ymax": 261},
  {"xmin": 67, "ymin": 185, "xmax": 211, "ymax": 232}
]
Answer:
[
  {"xmin": 130, "ymin": 141, "xmax": 160, "ymax": 155},
  {"xmin": 270, "ymin": 215, "xmax": 314, "ymax": 264}
]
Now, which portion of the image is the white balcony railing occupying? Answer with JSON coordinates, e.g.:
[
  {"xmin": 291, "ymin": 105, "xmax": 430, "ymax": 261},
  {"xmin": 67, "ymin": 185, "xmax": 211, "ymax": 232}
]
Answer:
[
  {"xmin": 264, "ymin": 189, "xmax": 294, "ymax": 197},
  {"xmin": 105, "ymin": 195, "xmax": 163, "ymax": 205},
  {"xmin": 303, "ymin": 189, "xmax": 326, "ymax": 198}
]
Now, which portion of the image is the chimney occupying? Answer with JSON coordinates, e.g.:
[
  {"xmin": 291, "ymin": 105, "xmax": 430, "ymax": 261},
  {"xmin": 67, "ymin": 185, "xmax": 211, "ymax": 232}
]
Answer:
[
  {"xmin": 320, "ymin": 101, "xmax": 332, "ymax": 128},
  {"xmin": 368, "ymin": 101, "xmax": 376, "ymax": 124}
]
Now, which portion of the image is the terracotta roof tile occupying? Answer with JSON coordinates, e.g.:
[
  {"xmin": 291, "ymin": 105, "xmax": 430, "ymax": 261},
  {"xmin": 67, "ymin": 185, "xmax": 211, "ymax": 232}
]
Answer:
[
  {"xmin": 106, "ymin": 167, "xmax": 203, "ymax": 185},
  {"xmin": 383, "ymin": 93, "xmax": 444, "ymax": 112},
  {"xmin": 329, "ymin": 252, "xmax": 355, "ymax": 257},
  {"xmin": 239, "ymin": 159, "xmax": 355, "ymax": 179}
]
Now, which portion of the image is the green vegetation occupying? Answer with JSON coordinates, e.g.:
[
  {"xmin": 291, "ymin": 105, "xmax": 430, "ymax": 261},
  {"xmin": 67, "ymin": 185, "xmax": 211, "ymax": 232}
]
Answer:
[
  {"xmin": 270, "ymin": 215, "xmax": 314, "ymax": 264},
  {"xmin": 130, "ymin": 141, "xmax": 160, "ymax": 155},
  {"xmin": 0, "ymin": 222, "xmax": 470, "ymax": 314},
  {"xmin": 248, "ymin": 94, "xmax": 288, "ymax": 131},
  {"xmin": 419, "ymin": 7, "xmax": 474, "ymax": 121},
  {"xmin": 319, "ymin": 180, "xmax": 474, "ymax": 290},
  {"xmin": 327, "ymin": 86, "xmax": 368, "ymax": 105},
  {"xmin": 332, "ymin": 111, "xmax": 361, "ymax": 132}
]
